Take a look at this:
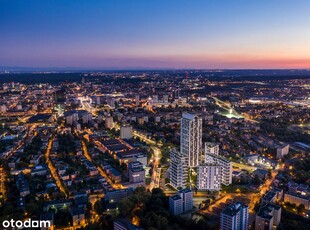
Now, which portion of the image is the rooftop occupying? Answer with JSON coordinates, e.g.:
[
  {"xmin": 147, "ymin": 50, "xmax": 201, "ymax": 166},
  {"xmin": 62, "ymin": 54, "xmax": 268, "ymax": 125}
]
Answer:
[
  {"xmin": 222, "ymin": 202, "xmax": 248, "ymax": 217},
  {"xmin": 170, "ymin": 195, "xmax": 182, "ymax": 201}
]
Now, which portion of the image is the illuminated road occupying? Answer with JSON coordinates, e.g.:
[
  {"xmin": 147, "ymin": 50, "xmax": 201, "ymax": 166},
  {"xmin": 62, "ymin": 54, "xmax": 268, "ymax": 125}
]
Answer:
[
  {"xmin": 232, "ymin": 162, "xmax": 257, "ymax": 172},
  {"xmin": 250, "ymin": 164, "xmax": 284, "ymax": 210},
  {"xmin": 212, "ymin": 96, "xmax": 259, "ymax": 123},
  {"xmin": 45, "ymin": 135, "xmax": 68, "ymax": 197},
  {"xmin": 108, "ymin": 122, "xmax": 162, "ymax": 190},
  {"xmin": 248, "ymin": 170, "xmax": 277, "ymax": 212},
  {"xmin": 77, "ymin": 100, "xmax": 163, "ymax": 191},
  {"xmin": 81, "ymin": 137, "xmax": 121, "ymax": 189},
  {"xmin": 81, "ymin": 138, "xmax": 92, "ymax": 162},
  {"xmin": 142, "ymin": 102, "xmax": 156, "ymax": 114},
  {"xmin": 114, "ymin": 124, "xmax": 164, "ymax": 190},
  {"xmin": 206, "ymin": 194, "xmax": 233, "ymax": 212},
  {"xmin": 132, "ymin": 130, "xmax": 162, "ymax": 147},
  {"xmin": 0, "ymin": 166, "xmax": 7, "ymax": 205},
  {"xmin": 212, "ymin": 96, "xmax": 242, "ymax": 117},
  {"xmin": 203, "ymin": 170, "xmax": 277, "ymax": 214},
  {"xmin": 128, "ymin": 128, "xmax": 163, "ymax": 190},
  {"xmin": 147, "ymin": 146, "xmax": 162, "ymax": 190},
  {"xmin": 1, "ymin": 141, "xmax": 24, "ymax": 159},
  {"xmin": 73, "ymin": 138, "xmax": 102, "ymax": 227},
  {"xmin": 1, "ymin": 125, "xmax": 35, "ymax": 159}
]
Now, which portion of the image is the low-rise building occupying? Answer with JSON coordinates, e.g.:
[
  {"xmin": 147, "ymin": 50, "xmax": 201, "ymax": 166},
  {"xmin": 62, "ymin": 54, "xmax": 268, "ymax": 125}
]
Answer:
[
  {"xmin": 255, "ymin": 204, "xmax": 281, "ymax": 230},
  {"xmin": 105, "ymin": 188, "xmax": 134, "ymax": 203},
  {"xmin": 276, "ymin": 144, "xmax": 289, "ymax": 159},
  {"xmin": 262, "ymin": 188, "xmax": 283, "ymax": 204},
  {"xmin": 128, "ymin": 161, "xmax": 145, "ymax": 183},
  {"xmin": 120, "ymin": 125, "xmax": 133, "ymax": 139},
  {"xmin": 105, "ymin": 116, "xmax": 114, "ymax": 129},
  {"xmin": 284, "ymin": 192, "xmax": 310, "ymax": 210},
  {"xmin": 133, "ymin": 153, "xmax": 147, "ymax": 168},
  {"xmin": 71, "ymin": 206, "xmax": 85, "ymax": 227}
]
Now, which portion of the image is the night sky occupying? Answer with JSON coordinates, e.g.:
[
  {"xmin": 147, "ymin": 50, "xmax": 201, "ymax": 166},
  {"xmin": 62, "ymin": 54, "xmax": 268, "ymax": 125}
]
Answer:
[{"xmin": 1, "ymin": 0, "xmax": 310, "ymax": 69}]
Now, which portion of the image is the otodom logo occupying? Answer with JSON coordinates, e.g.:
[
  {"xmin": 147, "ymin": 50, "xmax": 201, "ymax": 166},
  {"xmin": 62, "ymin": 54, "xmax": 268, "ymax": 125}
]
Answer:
[{"xmin": 2, "ymin": 219, "xmax": 51, "ymax": 229}]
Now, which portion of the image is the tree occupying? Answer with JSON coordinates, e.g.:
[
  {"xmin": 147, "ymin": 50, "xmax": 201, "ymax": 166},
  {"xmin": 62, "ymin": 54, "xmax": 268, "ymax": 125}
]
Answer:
[
  {"xmin": 26, "ymin": 201, "xmax": 40, "ymax": 216},
  {"xmin": 151, "ymin": 188, "xmax": 164, "ymax": 196},
  {"xmin": 54, "ymin": 209, "xmax": 72, "ymax": 227},
  {"xmin": 117, "ymin": 197, "xmax": 135, "ymax": 217},
  {"xmin": 297, "ymin": 204, "xmax": 305, "ymax": 213},
  {"xmin": 240, "ymin": 176, "xmax": 248, "ymax": 185},
  {"xmin": 2, "ymin": 202, "xmax": 14, "ymax": 215},
  {"xmin": 253, "ymin": 174, "xmax": 261, "ymax": 185},
  {"xmin": 267, "ymin": 169, "xmax": 272, "ymax": 178},
  {"xmin": 141, "ymin": 211, "xmax": 168, "ymax": 230}
]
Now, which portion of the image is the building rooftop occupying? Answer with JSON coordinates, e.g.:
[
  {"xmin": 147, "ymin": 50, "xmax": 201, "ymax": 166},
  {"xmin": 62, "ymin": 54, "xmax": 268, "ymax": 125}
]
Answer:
[
  {"xmin": 286, "ymin": 192, "xmax": 310, "ymax": 200},
  {"xmin": 257, "ymin": 204, "xmax": 281, "ymax": 220},
  {"xmin": 170, "ymin": 195, "xmax": 182, "ymax": 201},
  {"xmin": 222, "ymin": 202, "xmax": 247, "ymax": 217},
  {"xmin": 114, "ymin": 218, "xmax": 144, "ymax": 230},
  {"xmin": 129, "ymin": 161, "xmax": 144, "ymax": 172},
  {"xmin": 182, "ymin": 112, "xmax": 200, "ymax": 120},
  {"xmin": 263, "ymin": 191, "xmax": 276, "ymax": 202}
]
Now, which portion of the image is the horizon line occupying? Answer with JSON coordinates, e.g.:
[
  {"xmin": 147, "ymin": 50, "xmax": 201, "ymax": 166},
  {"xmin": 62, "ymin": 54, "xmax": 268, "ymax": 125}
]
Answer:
[{"xmin": 1, "ymin": 66, "xmax": 310, "ymax": 72}]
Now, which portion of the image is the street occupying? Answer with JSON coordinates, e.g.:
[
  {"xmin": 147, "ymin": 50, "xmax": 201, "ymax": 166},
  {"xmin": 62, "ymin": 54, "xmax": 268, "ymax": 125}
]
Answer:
[{"xmin": 45, "ymin": 135, "xmax": 68, "ymax": 197}]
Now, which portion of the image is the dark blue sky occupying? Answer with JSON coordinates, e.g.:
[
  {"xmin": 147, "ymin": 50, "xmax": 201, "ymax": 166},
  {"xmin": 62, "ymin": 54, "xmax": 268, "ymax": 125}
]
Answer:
[{"xmin": 1, "ymin": 0, "xmax": 310, "ymax": 69}]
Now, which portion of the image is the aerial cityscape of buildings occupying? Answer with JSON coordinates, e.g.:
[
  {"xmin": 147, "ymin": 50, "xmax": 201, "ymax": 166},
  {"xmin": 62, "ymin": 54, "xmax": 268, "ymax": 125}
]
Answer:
[
  {"xmin": 1, "ymin": 0, "xmax": 310, "ymax": 229},
  {"xmin": 0, "ymin": 70, "xmax": 309, "ymax": 229}
]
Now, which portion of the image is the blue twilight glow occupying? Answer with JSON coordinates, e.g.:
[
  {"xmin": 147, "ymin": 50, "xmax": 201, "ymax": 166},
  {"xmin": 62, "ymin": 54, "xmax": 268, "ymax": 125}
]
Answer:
[{"xmin": 1, "ymin": 0, "xmax": 310, "ymax": 69}]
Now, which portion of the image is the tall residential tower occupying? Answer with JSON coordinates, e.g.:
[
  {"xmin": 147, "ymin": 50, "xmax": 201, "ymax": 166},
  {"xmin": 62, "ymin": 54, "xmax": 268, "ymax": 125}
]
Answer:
[
  {"xmin": 169, "ymin": 148, "xmax": 188, "ymax": 189},
  {"xmin": 180, "ymin": 113, "xmax": 202, "ymax": 167}
]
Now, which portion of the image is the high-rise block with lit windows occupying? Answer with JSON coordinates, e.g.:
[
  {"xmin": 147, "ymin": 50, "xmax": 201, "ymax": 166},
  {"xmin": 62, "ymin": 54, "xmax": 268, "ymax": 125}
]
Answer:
[
  {"xmin": 180, "ymin": 112, "xmax": 202, "ymax": 167},
  {"xmin": 169, "ymin": 148, "xmax": 188, "ymax": 189},
  {"xmin": 220, "ymin": 202, "xmax": 249, "ymax": 230},
  {"xmin": 197, "ymin": 164, "xmax": 222, "ymax": 191}
]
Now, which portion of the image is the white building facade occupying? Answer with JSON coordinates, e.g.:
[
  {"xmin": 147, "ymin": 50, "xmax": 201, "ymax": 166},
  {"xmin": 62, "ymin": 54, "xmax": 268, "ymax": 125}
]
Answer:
[
  {"xmin": 221, "ymin": 202, "xmax": 249, "ymax": 230},
  {"xmin": 169, "ymin": 195, "xmax": 183, "ymax": 215},
  {"xmin": 197, "ymin": 164, "xmax": 222, "ymax": 191},
  {"xmin": 120, "ymin": 125, "xmax": 133, "ymax": 139},
  {"xmin": 105, "ymin": 116, "xmax": 114, "ymax": 129},
  {"xmin": 180, "ymin": 113, "xmax": 202, "ymax": 167},
  {"xmin": 204, "ymin": 142, "xmax": 219, "ymax": 155},
  {"xmin": 178, "ymin": 188, "xmax": 193, "ymax": 212},
  {"xmin": 205, "ymin": 153, "xmax": 232, "ymax": 186},
  {"xmin": 169, "ymin": 148, "xmax": 188, "ymax": 189}
]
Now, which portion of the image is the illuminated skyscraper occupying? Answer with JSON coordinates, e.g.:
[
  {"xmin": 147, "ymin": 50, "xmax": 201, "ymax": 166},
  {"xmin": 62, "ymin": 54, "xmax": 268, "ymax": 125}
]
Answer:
[
  {"xmin": 180, "ymin": 113, "xmax": 202, "ymax": 167},
  {"xmin": 169, "ymin": 148, "xmax": 188, "ymax": 189}
]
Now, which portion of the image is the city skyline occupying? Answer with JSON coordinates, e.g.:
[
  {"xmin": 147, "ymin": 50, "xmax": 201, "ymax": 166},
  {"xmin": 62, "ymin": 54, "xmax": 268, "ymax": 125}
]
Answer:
[
  {"xmin": 1, "ymin": 0, "xmax": 310, "ymax": 69},
  {"xmin": 0, "ymin": 71, "xmax": 309, "ymax": 229},
  {"xmin": 0, "ymin": 1, "xmax": 309, "ymax": 229}
]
